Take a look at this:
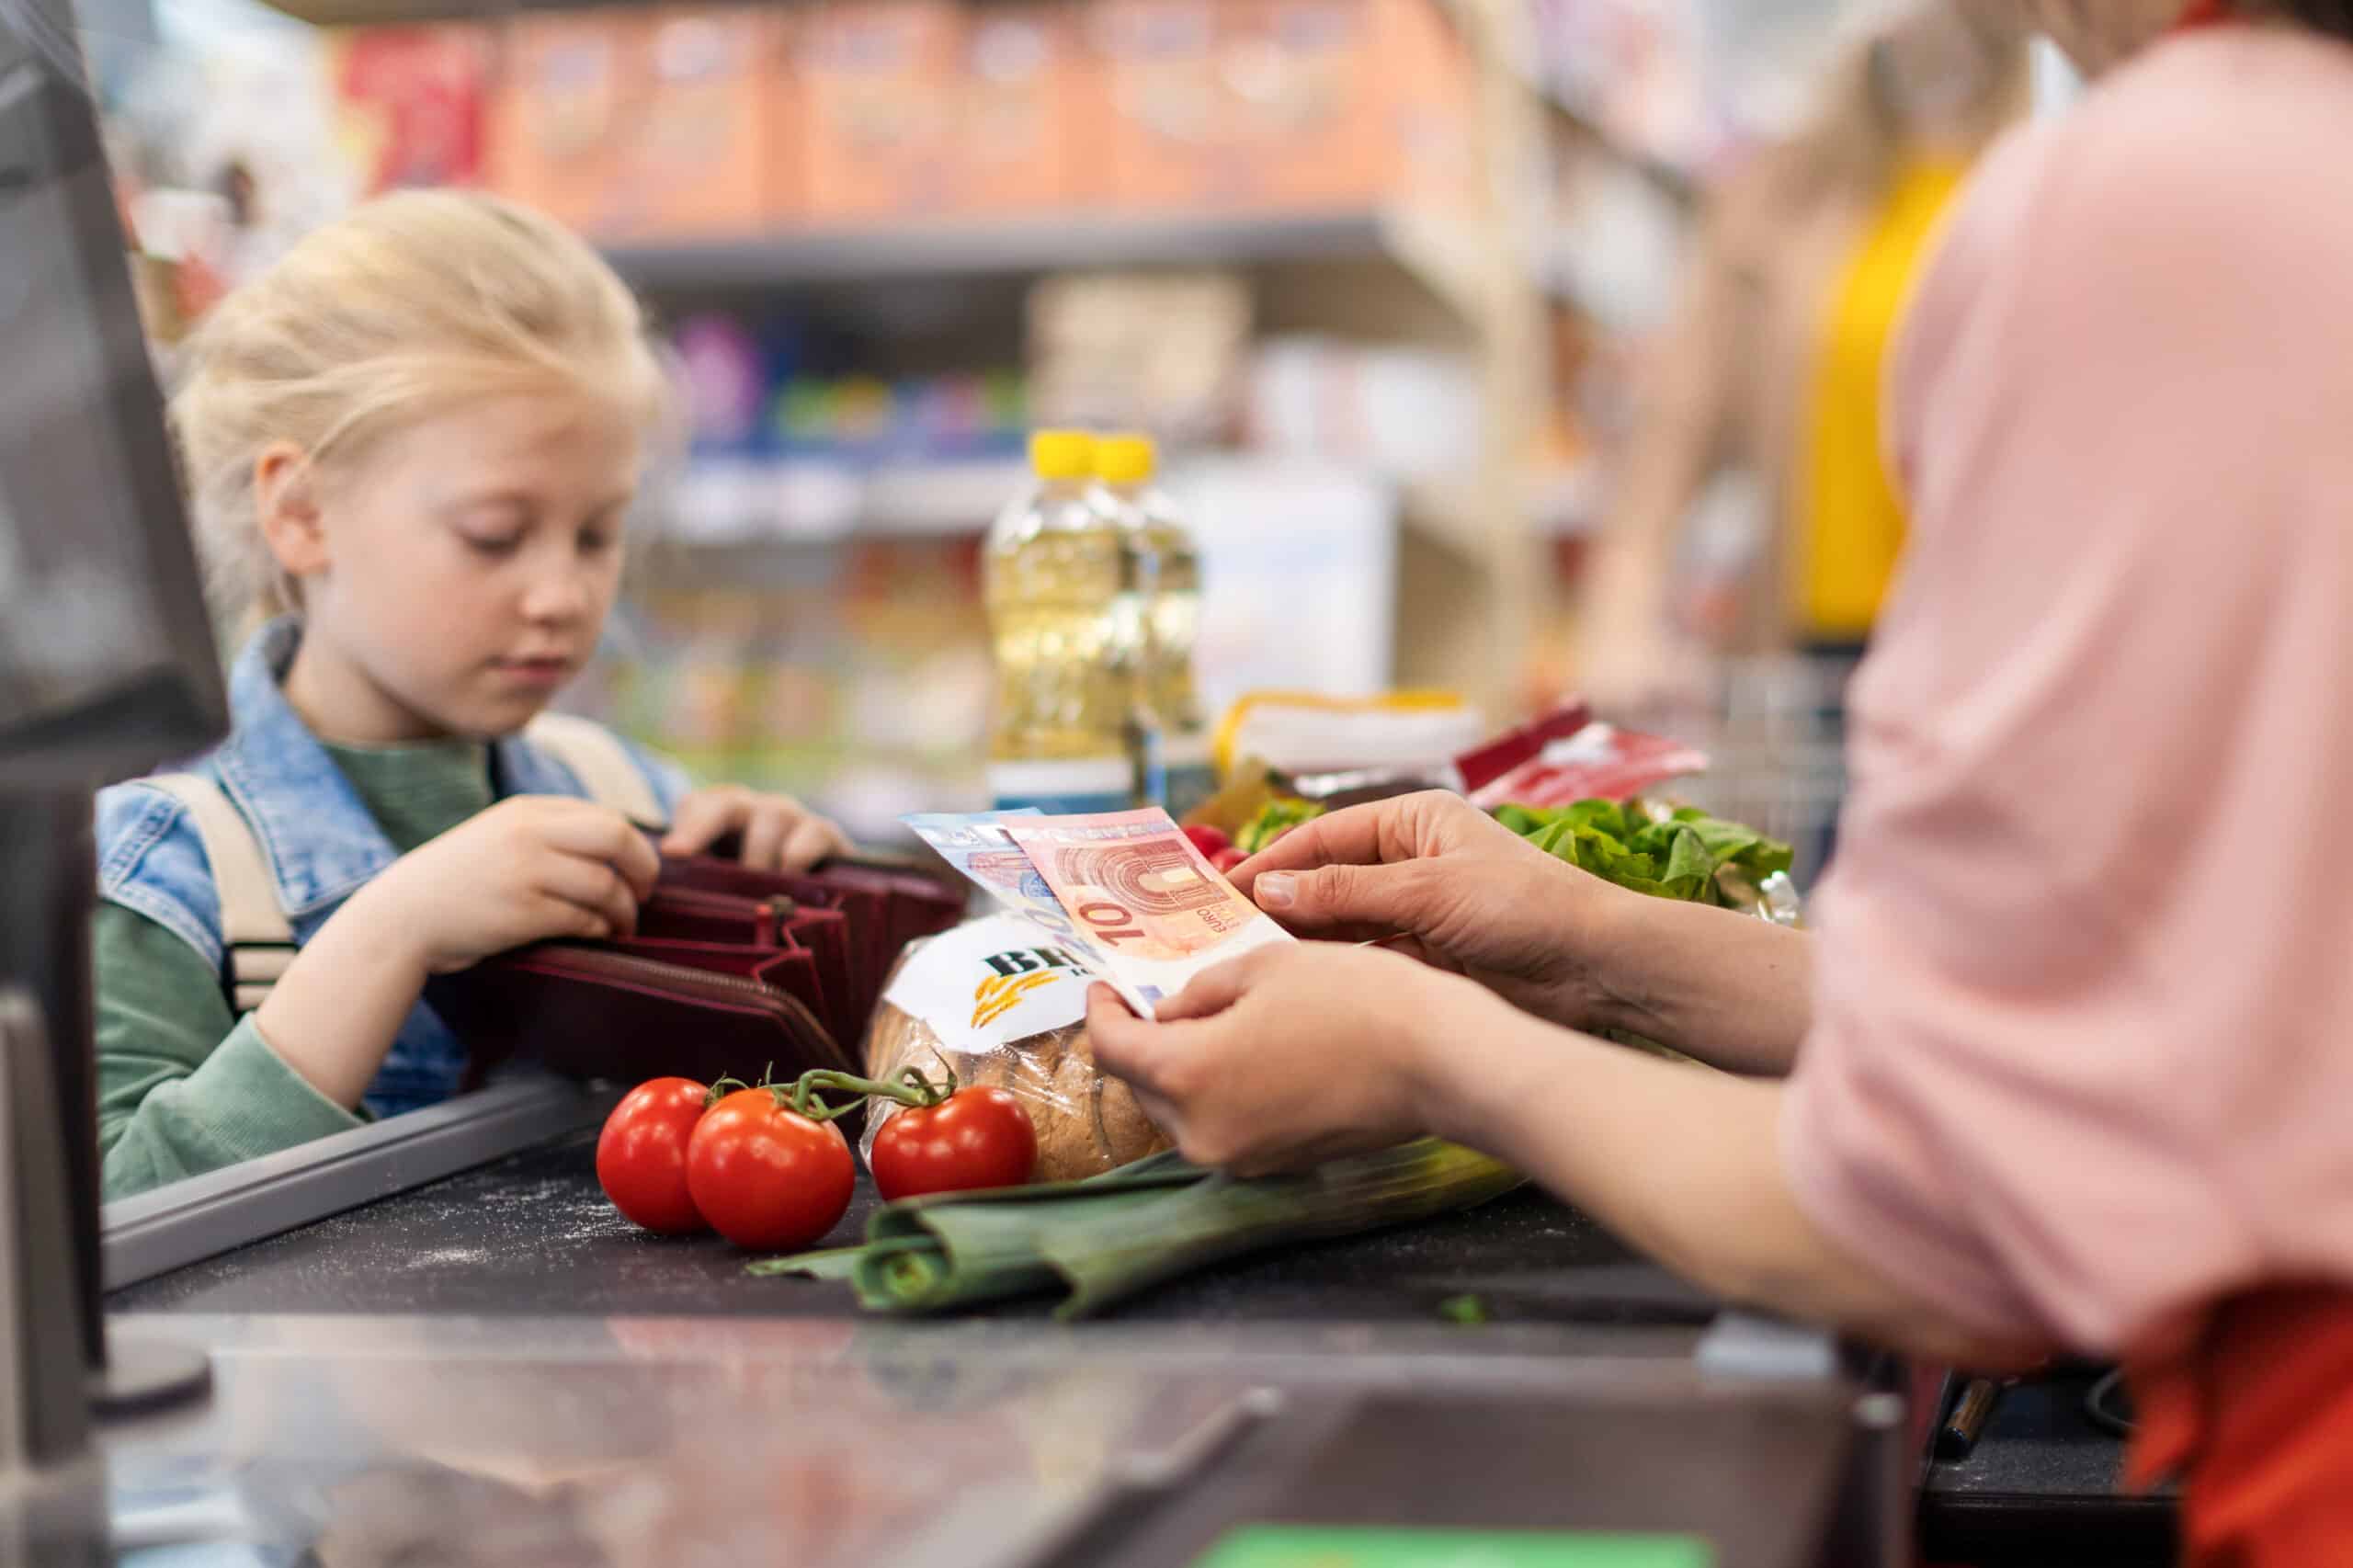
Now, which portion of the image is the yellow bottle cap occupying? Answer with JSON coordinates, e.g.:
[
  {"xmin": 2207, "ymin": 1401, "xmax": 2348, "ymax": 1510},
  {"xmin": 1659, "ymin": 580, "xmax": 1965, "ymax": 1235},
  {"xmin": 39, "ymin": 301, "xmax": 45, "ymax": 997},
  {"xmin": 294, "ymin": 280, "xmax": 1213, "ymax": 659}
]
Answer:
[
  {"xmin": 1029, "ymin": 429, "xmax": 1096, "ymax": 482},
  {"xmin": 1095, "ymin": 433, "xmax": 1158, "ymax": 486}
]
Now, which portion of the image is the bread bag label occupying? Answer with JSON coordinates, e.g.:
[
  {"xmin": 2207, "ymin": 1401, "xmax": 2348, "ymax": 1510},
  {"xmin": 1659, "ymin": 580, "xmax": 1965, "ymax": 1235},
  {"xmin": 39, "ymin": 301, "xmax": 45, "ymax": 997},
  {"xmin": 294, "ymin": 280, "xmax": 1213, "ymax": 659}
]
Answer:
[{"xmin": 881, "ymin": 913, "xmax": 1090, "ymax": 1051}]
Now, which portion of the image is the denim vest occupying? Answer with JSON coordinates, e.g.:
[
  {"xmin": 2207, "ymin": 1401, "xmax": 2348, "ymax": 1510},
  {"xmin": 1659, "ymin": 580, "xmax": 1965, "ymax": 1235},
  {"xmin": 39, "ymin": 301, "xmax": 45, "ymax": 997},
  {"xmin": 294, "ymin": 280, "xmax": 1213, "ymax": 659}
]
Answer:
[{"xmin": 93, "ymin": 619, "xmax": 688, "ymax": 1119}]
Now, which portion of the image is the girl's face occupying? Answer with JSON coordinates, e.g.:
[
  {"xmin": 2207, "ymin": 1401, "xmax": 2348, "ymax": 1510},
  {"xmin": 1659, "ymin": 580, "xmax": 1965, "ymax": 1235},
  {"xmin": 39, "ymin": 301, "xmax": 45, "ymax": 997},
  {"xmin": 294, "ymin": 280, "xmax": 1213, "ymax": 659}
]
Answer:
[{"xmin": 268, "ymin": 392, "xmax": 640, "ymax": 742}]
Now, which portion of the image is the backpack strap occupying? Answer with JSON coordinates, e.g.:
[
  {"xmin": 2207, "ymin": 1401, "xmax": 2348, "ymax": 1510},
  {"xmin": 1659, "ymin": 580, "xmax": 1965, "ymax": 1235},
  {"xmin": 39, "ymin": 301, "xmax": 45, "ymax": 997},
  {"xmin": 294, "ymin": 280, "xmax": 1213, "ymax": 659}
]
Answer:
[
  {"xmin": 142, "ymin": 774, "xmax": 294, "ymax": 1015},
  {"xmin": 522, "ymin": 713, "xmax": 666, "ymax": 829}
]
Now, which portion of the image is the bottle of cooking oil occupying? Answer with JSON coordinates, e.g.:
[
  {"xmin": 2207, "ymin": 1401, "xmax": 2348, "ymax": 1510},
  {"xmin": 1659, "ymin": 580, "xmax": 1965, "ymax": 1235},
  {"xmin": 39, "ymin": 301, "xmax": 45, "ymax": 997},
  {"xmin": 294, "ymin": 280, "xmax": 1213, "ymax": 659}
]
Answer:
[
  {"xmin": 1094, "ymin": 433, "xmax": 1215, "ymax": 819},
  {"xmin": 983, "ymin": 430, "xmax": 1140, "ymax": 814}
]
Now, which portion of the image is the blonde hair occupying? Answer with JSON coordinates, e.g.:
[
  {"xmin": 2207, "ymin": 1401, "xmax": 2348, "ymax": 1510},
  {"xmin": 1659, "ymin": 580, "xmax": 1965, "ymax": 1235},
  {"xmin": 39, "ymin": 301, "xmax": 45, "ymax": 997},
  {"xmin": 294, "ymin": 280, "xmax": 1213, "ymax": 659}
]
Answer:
[{"xmin": 171, "ymin": 189, "xmax": 670, "ymax": 622}]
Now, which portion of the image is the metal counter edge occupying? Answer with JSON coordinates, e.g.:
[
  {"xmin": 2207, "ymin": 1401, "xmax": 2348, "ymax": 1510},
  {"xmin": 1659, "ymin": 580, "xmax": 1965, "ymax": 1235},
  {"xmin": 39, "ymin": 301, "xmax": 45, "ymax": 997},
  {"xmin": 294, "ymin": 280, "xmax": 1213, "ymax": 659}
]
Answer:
[{"xmin": 99, "ymin": 1074, "xmax": 623, "ymax": 1293}]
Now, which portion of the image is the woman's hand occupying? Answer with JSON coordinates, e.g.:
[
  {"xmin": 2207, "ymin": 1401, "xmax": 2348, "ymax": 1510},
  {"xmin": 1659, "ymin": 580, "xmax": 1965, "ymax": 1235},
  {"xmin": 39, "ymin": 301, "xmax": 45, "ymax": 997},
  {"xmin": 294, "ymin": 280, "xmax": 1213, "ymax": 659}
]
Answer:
[
  {"xmin": 1085, "ymin": 942, "xmax": 1511, "ymax": 1176},
  {"xmin": 1233, "ymin": 790, "xmax": 1815, "ymax": 1075},
  {"xmin": 1230, "ymin": 791, "xmax": 1639, "ymax": 1032},
  {"xmin": 661, "ymin": 784, "xmax": 851, "ymax": 872},
  {"xmin": 1090, "ymin": 936, "xmax": 2018, "ymax": 1364}
]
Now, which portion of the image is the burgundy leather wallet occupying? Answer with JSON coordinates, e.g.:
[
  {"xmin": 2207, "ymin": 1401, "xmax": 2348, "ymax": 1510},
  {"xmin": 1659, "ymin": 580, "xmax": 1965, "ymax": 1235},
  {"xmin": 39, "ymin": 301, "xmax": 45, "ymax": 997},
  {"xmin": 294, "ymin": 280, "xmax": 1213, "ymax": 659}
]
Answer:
[{"xmin": 433, "ymin": 853, "xmax": 967, "ymax": 1096}]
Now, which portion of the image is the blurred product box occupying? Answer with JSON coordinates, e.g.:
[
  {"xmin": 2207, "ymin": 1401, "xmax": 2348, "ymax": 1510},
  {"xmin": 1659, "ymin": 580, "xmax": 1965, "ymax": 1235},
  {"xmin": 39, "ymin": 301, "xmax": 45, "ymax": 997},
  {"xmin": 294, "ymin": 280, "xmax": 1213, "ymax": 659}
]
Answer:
[
  {"xmin": 1246, "ymin": 335, "xmax": 1483, "ymax": 479},
  {"xmin": 492, "ymin": 7, "xmax": 791, "ymax": 239},
  {"xmin": 465, "ymin": 0, "xmax": 1470, "ymax": 235},
  {"xmin": 768, "ymin": 372, "xmax": 1029, "ymax": 468},
  {"xmin": 327, "ymin": 24, "xmax": 495, "ymax": 195},
  {"xmin": 489, "ymin": 10, "xmax": 639, "ymax": 234},
  {"xmin": 673, "ymin": 312, "xmax": 772, "ymax": 464},
  {"xmin": 1088, "ymin": 0, "xmax": 1469, "ymax": 213},
  {"xmin": 1219, "ymin": 0, "xmax": 1389, "ymax": 209},
  {"xmin": 1163, "ymin": 456, "xmax": 1399, "ymax": 711},
  {"xmin": 1026, "ymin": 269, "xmax": 1253, "ymax": 437},
  {"xmin": 794, "ymin": 0, "xmax": 961, "ymax": 222},
  {"xmin": 602, "ymin": 543, "xmax": 993, "ymax": 842},
  {"xmin": 1089, "ymin": 0, "xmax": 1222, "ymax": 208},
  {"xmin": 631, "ymin": 6, "xmax": 793, "ymax": 236},
  {"xmin": 1227, "ymin": 0, "xmax": 1474, "ymax": 210},
  {"xmin": 955, "ymin": 3, "xmax": 1102, "ymax": 212},
  {"xmin": 1380, "ymin": 0, "xmax": 1479, "ymax": 209}
]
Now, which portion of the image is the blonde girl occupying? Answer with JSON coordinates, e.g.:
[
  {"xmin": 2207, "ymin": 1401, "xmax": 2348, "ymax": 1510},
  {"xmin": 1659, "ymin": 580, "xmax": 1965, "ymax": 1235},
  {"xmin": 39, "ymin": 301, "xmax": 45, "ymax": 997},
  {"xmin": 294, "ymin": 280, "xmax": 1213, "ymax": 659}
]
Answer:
[{"xmin": 94, "ymin": 190, "xmax": 845, "ymax": 1200}]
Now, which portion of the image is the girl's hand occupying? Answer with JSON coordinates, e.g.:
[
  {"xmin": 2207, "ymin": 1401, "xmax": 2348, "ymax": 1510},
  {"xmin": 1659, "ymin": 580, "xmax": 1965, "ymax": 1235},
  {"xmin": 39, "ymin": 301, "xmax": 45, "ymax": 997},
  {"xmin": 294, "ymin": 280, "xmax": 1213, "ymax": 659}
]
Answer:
[
  {"xmin": 348, "ymin": 796, "xmax": 660, "ymax": 975},
  {"xmin": 660, "ymin": 784, "xmax": 851, "ymax": 872},
  {"xmin": 257, "ymin": 796, "xmax": 658, "ymax": 1108},
  {"xmin": 1084, "ymin": 942, "xmax": 1509, "ymax": 1177}
]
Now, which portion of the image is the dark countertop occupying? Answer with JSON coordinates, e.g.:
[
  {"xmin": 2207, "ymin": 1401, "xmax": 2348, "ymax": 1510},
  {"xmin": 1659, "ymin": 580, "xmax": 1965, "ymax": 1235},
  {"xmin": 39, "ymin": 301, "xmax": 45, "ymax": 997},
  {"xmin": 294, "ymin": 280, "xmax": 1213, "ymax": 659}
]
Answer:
[
  {"xmin": 99, "ymin": 1131, "xmax": 1854, "ymax": 1566},
  {"xmin": 108, "ymin": 1127, "xmax": 1719, "ymax": 1329},
  {"xmin": 107, "ymin": 1127, "xmax": 2177, "ymax": 1565},
  {"xmin": 1920, "ymin": 1369, "xmax": 2176, "ymax": 1566}
]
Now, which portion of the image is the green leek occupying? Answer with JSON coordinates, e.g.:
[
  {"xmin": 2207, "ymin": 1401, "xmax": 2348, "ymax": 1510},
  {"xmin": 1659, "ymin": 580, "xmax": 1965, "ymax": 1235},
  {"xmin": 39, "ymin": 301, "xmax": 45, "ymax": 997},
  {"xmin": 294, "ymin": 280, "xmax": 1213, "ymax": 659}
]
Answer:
[{"xmin": 750, "ymin": 1141, "xmax": 1519, "ymax": 1320}]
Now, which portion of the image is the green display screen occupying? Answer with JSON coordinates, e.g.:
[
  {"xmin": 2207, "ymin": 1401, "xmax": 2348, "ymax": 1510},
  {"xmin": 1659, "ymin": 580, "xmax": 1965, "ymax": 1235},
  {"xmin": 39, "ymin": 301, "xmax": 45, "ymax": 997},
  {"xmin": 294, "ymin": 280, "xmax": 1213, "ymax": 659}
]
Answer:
[{"xmin": 1190, "ymin": 1526, "xmax": 1716, "ymax": 1568}]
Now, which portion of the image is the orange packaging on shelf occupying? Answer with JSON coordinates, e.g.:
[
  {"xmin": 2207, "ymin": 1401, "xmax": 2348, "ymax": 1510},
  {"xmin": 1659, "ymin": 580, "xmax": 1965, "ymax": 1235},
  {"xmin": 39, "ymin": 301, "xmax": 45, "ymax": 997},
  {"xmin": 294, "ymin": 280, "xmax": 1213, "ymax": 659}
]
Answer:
[
  {"xmin": 1089, "ymin": 0, "xmax": 1222, "ymax": 210},
  {"xmin": 1217, "ymin": 0, "xmax": 1390, "ymax": 210},
  {"xmin": 795, "ymin": 0, "xmax": 961, "ymax": 222},
  {"xmin": 326, "ymin": 24, "xmax": 496, "ymax": 195},
  {"xmin": 1377, "ymin": 0, "xmax": 1477, "ymax": 208},
  {"xmin": 628, "ymin": 6, "xmax": 790, "ymax": 236},
  {"xmin": 953, "ymin": 3, "xmax": 1097, "ymax": 213},
  {"xmin": 489, "ymin": 10, "xmax": 642, "ymax": 236}
]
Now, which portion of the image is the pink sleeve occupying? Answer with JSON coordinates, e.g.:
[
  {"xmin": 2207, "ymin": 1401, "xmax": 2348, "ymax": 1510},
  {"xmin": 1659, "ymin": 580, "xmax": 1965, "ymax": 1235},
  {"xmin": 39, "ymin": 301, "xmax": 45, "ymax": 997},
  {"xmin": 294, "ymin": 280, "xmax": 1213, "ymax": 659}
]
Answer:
[{"xmin": 1779, "ymin": 41, "xmax": 2353, "ymax": 1353}]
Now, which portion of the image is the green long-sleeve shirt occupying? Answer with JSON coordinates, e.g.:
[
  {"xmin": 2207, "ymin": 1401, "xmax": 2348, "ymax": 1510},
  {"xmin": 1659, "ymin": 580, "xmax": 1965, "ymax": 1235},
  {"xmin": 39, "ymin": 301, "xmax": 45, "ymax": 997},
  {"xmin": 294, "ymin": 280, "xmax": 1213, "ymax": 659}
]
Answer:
[{"xmin": 96, "ymin": 738, "xmax": 496, "ymax": 1201}]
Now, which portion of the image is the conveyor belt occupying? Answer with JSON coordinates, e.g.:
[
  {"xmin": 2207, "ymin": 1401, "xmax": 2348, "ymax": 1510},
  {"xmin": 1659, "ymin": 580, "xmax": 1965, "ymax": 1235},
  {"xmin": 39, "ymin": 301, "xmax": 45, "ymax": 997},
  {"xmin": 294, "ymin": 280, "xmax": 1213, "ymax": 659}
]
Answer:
[{"xmin": 107, "ymin": 1128, "xmax": 1722, "ymax": 1325}]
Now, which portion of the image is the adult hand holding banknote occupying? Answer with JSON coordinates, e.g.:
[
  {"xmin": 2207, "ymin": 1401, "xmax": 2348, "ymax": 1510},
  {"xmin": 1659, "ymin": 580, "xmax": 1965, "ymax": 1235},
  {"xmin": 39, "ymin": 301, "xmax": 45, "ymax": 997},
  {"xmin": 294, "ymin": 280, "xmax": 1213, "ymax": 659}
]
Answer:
[
  {"xmin": 908, "ymin": 804, "xmax": 1508, "ymax": 1175},
  {"xmin": 905, "ymin": 808, "xmax": 1293, "ymax": 1017}
]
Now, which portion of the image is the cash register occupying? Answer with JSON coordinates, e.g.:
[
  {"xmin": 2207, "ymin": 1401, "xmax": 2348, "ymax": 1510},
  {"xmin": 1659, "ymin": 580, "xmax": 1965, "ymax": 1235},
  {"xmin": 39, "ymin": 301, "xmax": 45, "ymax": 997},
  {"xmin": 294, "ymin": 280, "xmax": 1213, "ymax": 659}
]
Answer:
[{"xmin": 0, "ymin": 0, "xmax": 230, "ymax": 1549}]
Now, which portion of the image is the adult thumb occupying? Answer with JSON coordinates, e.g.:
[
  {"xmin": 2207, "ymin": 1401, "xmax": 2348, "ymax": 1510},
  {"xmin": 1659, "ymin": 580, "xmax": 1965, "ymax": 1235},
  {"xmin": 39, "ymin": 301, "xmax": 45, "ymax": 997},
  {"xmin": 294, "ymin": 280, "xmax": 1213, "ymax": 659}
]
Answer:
[{"xmin": 1250, "ymin": 860, "xmax": 1433, "ymax": 940}]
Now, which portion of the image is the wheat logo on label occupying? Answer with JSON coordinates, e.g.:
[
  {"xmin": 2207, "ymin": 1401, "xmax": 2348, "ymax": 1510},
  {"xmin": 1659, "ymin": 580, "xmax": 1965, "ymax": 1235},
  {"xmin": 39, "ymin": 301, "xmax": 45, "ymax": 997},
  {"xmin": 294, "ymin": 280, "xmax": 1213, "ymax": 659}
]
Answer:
[{"xmin": 972, "ymin": 946, "xmax": 1086, "ymax": 1029}]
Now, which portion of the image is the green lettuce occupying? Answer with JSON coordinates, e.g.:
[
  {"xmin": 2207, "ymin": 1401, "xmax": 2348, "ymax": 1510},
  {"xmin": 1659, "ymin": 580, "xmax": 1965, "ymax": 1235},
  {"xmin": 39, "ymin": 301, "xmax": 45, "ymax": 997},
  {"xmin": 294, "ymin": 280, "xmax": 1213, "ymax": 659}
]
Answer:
[
  {"xmin": 1498, "ymin": 799, "xmax": 1790, "ymax": 907},
  {"xmin": 1236, "ymin": 797, "xmax": 1326, "ymax": 855}
]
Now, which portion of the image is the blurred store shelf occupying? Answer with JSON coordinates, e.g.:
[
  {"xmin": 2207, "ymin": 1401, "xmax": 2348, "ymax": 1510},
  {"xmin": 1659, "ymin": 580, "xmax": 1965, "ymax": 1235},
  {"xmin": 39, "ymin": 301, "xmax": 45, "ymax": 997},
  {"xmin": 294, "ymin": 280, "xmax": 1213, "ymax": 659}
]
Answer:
[
  {"xmin": 661, "ymin": 459, "xmax": 1025, "ymax": 544},
  {"xmin": 603, "ymin": 208, "xmax": 1489, "ymax": 319},
  {"xmin": 260, "ymin": 0, "xmax": 616, "ymax": 20},
  {"xmin": 658, "ymin": 459, "xmax": 1579, "ymax": 556},
  {"xmin": 1401, "ymin": 478, "xmax": 1493, "ymax": 561},
  {"xmin": 1434, "ymin": 0, "xmax": 1701, "ymax": 205},
  {"xmin": 1402, "ymin": 467, "xmax": 1597, "ymax": 561},
  {"xmin": 1531, "ymin": 93, "xmax": 1700, "ymax": 207}
]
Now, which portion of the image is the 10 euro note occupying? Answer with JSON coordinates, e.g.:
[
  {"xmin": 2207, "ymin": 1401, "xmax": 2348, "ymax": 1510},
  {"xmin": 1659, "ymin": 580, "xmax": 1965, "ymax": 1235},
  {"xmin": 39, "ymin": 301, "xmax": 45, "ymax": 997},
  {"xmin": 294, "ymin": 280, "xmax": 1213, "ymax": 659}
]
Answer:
[
  {"xmin": 902, "ymin": 810, "xmax": 1136, "ymax": 1001},
  {"xmin": 1003, "ymin": 809, "xmax": 1293, "ymax": 1014}
]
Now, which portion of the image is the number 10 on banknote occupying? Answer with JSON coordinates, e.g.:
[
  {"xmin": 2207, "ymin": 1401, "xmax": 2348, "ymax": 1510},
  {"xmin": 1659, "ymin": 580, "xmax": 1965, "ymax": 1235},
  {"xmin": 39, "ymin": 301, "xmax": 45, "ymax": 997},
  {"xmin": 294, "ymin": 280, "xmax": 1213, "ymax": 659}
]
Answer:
[
  {"xmin": 904, "ymin": 808, "xmax": 1291, "ymax": 1017},
  {"xmin": 1003, "ymin": 810, "xmax": 1292, "ymax": 1013}
]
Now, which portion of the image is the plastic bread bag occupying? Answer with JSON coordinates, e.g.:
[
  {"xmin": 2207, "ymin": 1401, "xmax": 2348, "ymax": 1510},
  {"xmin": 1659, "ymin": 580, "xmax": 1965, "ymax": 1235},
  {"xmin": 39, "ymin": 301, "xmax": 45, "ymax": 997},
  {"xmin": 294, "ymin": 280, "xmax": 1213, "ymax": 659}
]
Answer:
[{"xmin": 858, "ymin": 913, "xmax": 1173, "ymax": 1182}]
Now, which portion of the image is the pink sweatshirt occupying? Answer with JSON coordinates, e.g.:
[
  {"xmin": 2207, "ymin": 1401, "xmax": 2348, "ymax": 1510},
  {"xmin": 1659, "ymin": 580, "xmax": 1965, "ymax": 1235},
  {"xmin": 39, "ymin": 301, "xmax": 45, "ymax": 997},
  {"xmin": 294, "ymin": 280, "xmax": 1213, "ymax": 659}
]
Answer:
[{"xmin": 1780, "ymin": 28, "xmax": 2353, "ymax": 1354}]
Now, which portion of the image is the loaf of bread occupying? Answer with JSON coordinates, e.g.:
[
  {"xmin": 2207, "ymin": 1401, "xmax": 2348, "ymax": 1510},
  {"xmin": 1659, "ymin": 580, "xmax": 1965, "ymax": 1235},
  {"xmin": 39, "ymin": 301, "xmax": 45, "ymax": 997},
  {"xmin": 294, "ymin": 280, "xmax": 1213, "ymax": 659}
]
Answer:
[{"xmin": 859, "ymin": 919, "xmax": 1172, "ymax": 1182}]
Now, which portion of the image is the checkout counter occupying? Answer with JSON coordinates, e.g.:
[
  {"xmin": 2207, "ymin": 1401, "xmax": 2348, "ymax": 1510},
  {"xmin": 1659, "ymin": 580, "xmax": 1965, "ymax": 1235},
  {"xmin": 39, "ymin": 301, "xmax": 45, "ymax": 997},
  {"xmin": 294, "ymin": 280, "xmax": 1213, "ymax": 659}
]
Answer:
[
  {"xmin": 85, "ymin": 1080, "xmax": 1902, "ymax": 1568},
  {"xmin": 79, "ymin": 1082, "xmax": 2164, "ymax": 1567}
]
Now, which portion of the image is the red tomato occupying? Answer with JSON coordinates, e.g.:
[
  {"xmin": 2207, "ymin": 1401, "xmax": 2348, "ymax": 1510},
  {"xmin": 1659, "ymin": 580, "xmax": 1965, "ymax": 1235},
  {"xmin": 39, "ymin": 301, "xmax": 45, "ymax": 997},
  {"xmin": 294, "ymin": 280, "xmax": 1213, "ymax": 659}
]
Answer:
[
  {"xmin": 1182, "ymin": 824, "xmax": 1232, "ymax": 859},
  {"xmin": 686, "ymin": 1088, "xmax": 857, "ymax": 1250},
  {"xmin": 870, "ymin": 1086, "xmax": 1040, "ymax": 1201},
  {"xmin": 1210, "ymin": 846, "xmax": 1250, "ymax": 875},
  {"xmin": 597, "ymin": 1077, "xmax": 711, "ymax": 1234}
]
